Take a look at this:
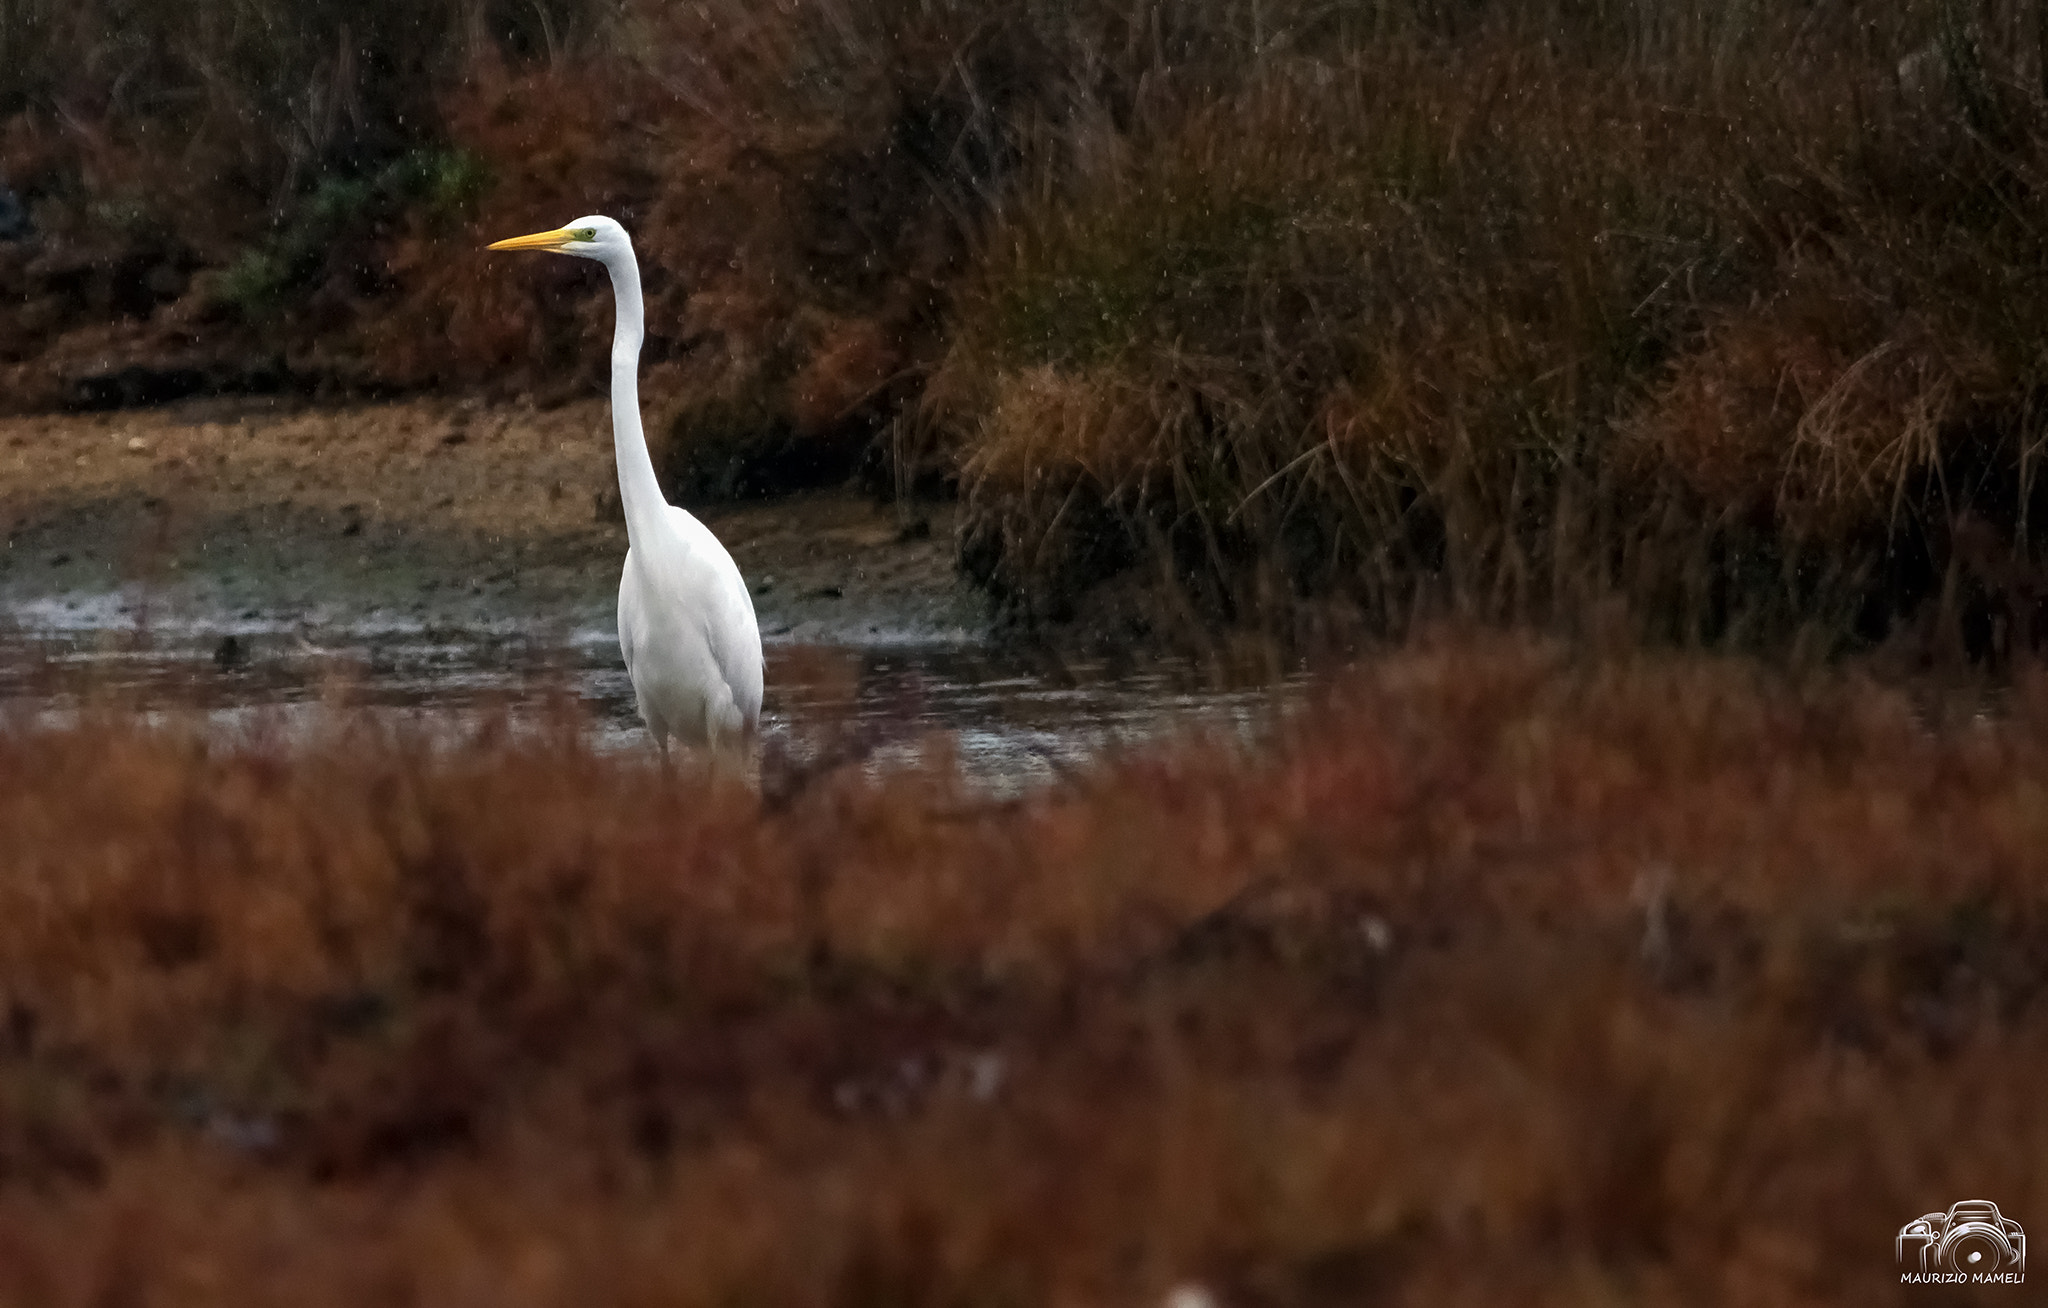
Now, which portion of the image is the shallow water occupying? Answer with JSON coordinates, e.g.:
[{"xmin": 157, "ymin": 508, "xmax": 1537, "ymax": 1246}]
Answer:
[{"xmin": 0, "ymin": 589, "xmax": 1308, "ymax": 790}]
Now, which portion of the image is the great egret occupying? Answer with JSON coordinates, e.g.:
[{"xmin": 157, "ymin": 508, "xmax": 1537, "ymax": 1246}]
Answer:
[{"xmin": 488, "ymin": 215, "xmax": 763, "ymax": 756}]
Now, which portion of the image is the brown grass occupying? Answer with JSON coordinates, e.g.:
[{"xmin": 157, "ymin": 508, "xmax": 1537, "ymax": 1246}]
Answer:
[
  {"xmin": 933, "ymin": 3, "xmax": 2048, "ymax": 649},
  {"xmin": 0, "ymin": 642, "xmax": 2044, "ymax": 1304},
  {"xmin": 14, "ymin": 2, "xmax": 2048, "ymax": 645}
]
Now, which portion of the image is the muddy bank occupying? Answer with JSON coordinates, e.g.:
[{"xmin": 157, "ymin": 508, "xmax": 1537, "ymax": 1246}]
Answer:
[
  {"xmin": 0, "ymin": 397, "xmax": 1315, "ymax": 792},
  {"xmin": 0, "ymin": 397, "xmax": 982, "ymax": 644}
]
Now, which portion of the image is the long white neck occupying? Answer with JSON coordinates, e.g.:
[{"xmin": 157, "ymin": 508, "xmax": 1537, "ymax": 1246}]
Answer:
[{"xmin": 601, "ymin": 245, "xmax": 669, "ymax": 549}]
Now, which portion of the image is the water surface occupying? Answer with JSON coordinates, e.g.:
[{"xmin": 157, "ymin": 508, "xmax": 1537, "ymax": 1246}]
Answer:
[{"xmin": 1, "ymin": 590, "xmax": 1307, "ymax": 790}]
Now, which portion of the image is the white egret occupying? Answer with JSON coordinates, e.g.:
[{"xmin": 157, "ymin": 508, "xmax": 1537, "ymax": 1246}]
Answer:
[{"xmin": 488, "ymin": 215, "xmax": 763, "ymax": 756}]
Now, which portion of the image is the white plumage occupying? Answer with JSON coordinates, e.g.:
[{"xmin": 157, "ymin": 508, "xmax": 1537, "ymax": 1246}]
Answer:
[
  {"xmin": 616, "ymin": 502, "xmax": 764, "ymax": 748},
  {"xmin": 490, "ymin": 214, "xmax": 763, "ymax": 755}
]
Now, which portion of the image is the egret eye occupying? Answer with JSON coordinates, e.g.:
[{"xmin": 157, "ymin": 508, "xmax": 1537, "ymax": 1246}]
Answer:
[{"xmin": 573, "ymin": 227, "xmax": 597, "ymax": 242}]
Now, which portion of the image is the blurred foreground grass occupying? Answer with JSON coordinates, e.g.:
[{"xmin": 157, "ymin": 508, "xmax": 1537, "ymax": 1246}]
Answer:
[{"xmin": 0, "ymin": 639, "xmax": 2042, "ymax": 1305}]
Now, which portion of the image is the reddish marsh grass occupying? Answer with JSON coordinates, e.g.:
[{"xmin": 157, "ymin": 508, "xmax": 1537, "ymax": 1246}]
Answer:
[{"xmin": 0, "ymin": 642, "xmax": 2043, "ymax": 1305}]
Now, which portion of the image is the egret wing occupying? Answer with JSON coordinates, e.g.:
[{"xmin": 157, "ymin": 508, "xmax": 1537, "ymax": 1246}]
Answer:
[
  {"xmin": 617, "ymin": 556, "xmax": 643, "ymax": 679},
  {"xmin": 666, "ymin": 505, "xmax": 764, "ymax": 728}
]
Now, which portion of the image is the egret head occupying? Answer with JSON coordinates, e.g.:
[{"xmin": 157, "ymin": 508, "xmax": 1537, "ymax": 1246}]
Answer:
[{"xmin": 486, "ymin": 214, "xmax": 629, "ymax": 262}]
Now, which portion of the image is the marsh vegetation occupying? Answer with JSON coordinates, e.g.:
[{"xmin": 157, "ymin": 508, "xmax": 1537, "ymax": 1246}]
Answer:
[{"xmin": 12, "ymin": 1, "xmax": 2048, "ymax": 646}]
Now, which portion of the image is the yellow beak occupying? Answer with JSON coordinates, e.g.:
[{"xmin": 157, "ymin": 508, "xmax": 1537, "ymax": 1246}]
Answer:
[{"xmin": 486, "ymin": 227, "xmax": 576, "ymax": 252}]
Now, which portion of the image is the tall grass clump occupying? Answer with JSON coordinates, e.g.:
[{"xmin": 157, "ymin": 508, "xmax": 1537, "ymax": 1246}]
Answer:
[
  {"xmin": 938, "ymin": 2, "xmax": 2048, "ymax": 652},
  {"xmin": 0, "ymin": 644, "xmax": 2046, "ymax": 1303}
]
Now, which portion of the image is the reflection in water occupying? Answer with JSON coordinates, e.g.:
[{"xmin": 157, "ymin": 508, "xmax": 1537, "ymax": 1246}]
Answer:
[{"xmin": 0, "ymin": 600, "xmax": 1307, "ymax": 791}]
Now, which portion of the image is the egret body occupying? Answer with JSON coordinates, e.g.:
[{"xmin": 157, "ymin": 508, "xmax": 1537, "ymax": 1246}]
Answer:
[{"xmin": 488, "ymin": 216, "xmax": 763, "ymax": 755}]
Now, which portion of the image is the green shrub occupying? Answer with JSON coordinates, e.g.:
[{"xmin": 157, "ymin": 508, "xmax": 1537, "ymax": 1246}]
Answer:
[{"xmin": 216, "ymin": 147, "xmax": 492, "ymax": 321}]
